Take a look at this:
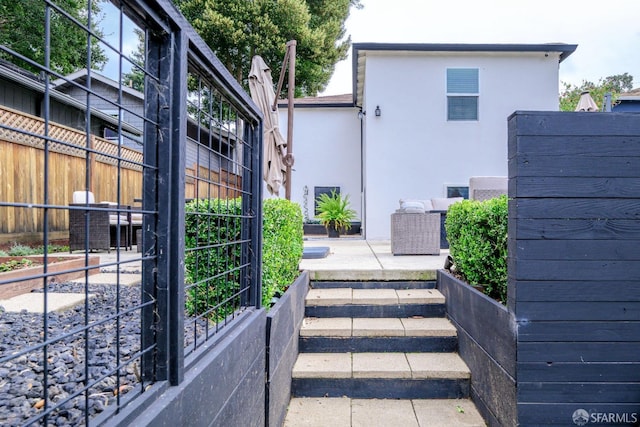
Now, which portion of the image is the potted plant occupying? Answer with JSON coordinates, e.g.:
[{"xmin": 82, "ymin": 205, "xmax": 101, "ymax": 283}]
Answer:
[{"xmin": 315, "ymin": 190, "xmax": 357, "ymax": 238}]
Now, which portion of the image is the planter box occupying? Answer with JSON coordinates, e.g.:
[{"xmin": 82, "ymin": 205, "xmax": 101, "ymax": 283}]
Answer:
[
  {"xmin": 0, "ymin": 255, "xmax": 100, "ymax": 299},
  {"xmin": 437, "ymin": 270, "xmax": 517, "ymax": 427},
  {"xmin": 303, "ymin": 222, "xmax": 361, "ymax": 236},
  {"xmin": 265, "ymin": 271, "xmax": 310, "ymax": 427}
]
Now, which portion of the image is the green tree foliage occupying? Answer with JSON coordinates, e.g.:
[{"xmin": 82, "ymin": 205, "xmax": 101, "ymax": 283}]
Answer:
[
  {"xmin": 173, "ymin": 0, "xmax": 361, "ymax": 96},
  {"xmin": 559, "ymin": 73, "xmax": 634, "ymax": 111},
  {"xmin": 0, "ymin": 0, "xmax": 107, "ymax": 75}
]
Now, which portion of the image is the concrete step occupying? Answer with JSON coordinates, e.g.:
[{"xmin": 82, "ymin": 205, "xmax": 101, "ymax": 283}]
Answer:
[
  {"xmin": 300, "ymin": 317, "xmax": 458, "ymax": 353},
  {"xmin": 305, "ymin": 288, "xmax": 446, "ymax": 318},
  {"xmin": 291, "ymin": 352, "xmax": 470, "ymax": 399},
  {"xmin": 311, "ymin": 280, "xmax": 436, "ymax": 289},
  {"xmin": 284, "ymin": 397, "xmax": 486, "ymax": 427}
]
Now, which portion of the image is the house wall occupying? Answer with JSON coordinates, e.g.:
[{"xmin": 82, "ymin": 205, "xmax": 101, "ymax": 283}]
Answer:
[
  {"xmin": 61, "ymin": 80, "xmax": 144, "ymax": 150},
  {"xmin": 0, "ymin": 76, "xmax": 38, "ymax": 113},
  {"xmin": 362, "ymin": 51, "xmax": 562, "ymax": 239},
  {"xmin": 278, "ymin": 106, "xmax": 362, "ymax": 222}
]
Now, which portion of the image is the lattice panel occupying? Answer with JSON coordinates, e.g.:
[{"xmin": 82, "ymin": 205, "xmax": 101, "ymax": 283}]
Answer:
[{"xmin": 0, "ymin": 106, "xmax": 143, "ymax": 170}]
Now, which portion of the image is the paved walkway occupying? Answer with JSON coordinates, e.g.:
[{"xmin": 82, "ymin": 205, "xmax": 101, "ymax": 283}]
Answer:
[
  {"xmin": 300, "ymin": 238, "xmax": 448, "ymax": 281},
  {"xmin": 1, "ymin": 239, "xmax": 447, "ymax": 312},
  {"xmin": 288, "ymin": 239, "xmax": 486, "ymax": 426}
]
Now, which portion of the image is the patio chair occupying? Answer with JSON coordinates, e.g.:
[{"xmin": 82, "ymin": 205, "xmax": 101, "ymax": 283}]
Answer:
[
  {"xmin": 469, "ymin": 176, "xmax": 507, "ymax": 201},
  {"xmin": 391, "ymin": 200, "xmax": 441, "ymax": 255},
  {"xmin": 69, "ymin": 194, "xmax": 132, "ymax": 252},
  {"xmin": 130, "ymin": 199, "xmax": 143, "ymax": 252}
]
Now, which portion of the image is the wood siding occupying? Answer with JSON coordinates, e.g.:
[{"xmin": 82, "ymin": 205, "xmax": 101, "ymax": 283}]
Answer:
[
  {"xmin": 508, "ymin": 111, "xmax": 640, "ymax": 425},
  {"xmin": 0, "ymin": 106, "xmax": 241, "ymax": 239}
]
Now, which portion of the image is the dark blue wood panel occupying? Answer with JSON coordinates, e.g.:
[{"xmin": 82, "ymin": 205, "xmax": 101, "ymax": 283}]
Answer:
[
  {"xmin": 517, "ymin": 321, "xmax": 640, "ymax": 342},
  {"xmin": 508, "ymin": 154, "xmax": 640, "ymax": 178},
  {"xmin": 311, "ymin": 280, "xmax": 436, "ymax": 289},
  {"xmin": 518, "ymin": 342, "xmax": 640, "ymax": 363},
  {"xmin": 512, "ymin": 259, "xmax": 640, "ymax": 281},
  {"xmin": 456, "ymin": 322, "xmax": 517, "ymax": 426},
  {"xmin": 507, "ymin": 111, "xmax": 640, "ymax": 137},
  {"xmin": 512, "ymin": 177, "xmax": 640, "ymax": 198},
  {"xmin": 517, "ymin": 382, "xmax": 640, "ymax": 403},
  {"xmin": 299, "ymin": 336, "xmax": 457, "ymax": 353},
  {"xmin": 512, "ymin": 218, "xmax": 640, "ymax": 240},
  {"xmin": 513, "ymin": 240, "xmax": 640, "ymax": 261},
  {"xmin": 438, "ymin": 271, "xmax": 516, "ymax": 376},
  {"xmin": 513, "ymin": 135, "xmax": 640, "ymax": 157},
  {"xmin": 305, "ymin": 304, "xmax": 446, "ymax": 318},
  {"xmin": 518, "ymin": 403, "xmax": 640, "ymax": 426},
  {"xmin": 292, "ymin": 378, "xmax": 469, "ymax": 399},
  {"xmin": 516, "ymin": 301, "xmax": 640, "ymax": 321},
  {"xmin": 514, "ymin": 199, "xmax": 640, "ymax": 219},
  {"xmin": 506, "ymin": 112, "xmax": 640, "ymax": 425},
  {"xmin": 518, "ymin": 361, "xmax": 640, "ymax": 382},
  {"xmin": 516, "ymin": 281, "xmax": 640, "ymax": 302}
]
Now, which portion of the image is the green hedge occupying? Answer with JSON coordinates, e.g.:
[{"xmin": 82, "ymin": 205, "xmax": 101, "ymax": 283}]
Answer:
[
  {"xmin": 184, "ymin": 197, "xmax": 303, "ymax": 320},
  {"xmin": 184, "ymin": 198, "xmax": 242, "ymax": 320},
  {"xmin": 262, "ymin": 198, "xmax": 303, "ymax": 307},
  {"xmin": 445, "ymin": 195, "xmax": 508, "ymax": 303}
]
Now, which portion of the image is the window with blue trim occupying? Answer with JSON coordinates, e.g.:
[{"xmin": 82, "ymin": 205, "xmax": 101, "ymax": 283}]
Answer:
[{"xmin": 447, "ymin": 68, "xmax": 479, "ymax": 121}]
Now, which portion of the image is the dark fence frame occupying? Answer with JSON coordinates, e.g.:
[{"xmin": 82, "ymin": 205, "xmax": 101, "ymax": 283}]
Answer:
[{"xmin": 0, "ymin": 0, "xmax": 265, "ymax": 425}]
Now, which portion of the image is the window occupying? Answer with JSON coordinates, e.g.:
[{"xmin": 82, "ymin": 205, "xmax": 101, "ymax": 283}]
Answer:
[
  {"xmin": 447, "ymin": 68, "xmax": 478, "ymax": 121},
  {"xmin": 446, "ymin": 185, "xmax": 469, "ymax": 199}
]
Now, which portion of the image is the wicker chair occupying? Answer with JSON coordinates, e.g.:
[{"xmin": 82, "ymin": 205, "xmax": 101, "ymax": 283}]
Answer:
[
  {"xmin": 69, "ymin": 203, "xmax": 132, "ymax": 253},
  {"xmin": 390, "ymin": 211, "xmax": 441, "ymax": 255}
]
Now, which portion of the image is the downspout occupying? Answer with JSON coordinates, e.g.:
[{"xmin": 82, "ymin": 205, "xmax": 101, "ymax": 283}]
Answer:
[{"xmin": 359, "ymin": 107, "xmax": 365, "ymax": 239}]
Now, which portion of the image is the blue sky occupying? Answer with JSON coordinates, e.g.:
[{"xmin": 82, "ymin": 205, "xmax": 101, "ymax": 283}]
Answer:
[{"xmin": 321, "ymin": 0, "xmax": 640, "ymax": 95}]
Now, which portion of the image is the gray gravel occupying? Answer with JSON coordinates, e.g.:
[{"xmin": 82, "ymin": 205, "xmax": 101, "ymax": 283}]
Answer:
[{"xmin": 0, "ymin": 280, "xmax": 207, "ymax": 426}]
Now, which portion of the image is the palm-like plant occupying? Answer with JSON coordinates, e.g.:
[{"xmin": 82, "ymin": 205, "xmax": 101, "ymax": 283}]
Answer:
[{"xmin": 315, "ymin": 190, "xmax": 357, "ymax": 236}]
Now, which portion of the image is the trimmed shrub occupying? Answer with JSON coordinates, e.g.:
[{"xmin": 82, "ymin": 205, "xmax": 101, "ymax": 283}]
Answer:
[
  {"xmin": 184, "ymin": 197, "xmax": 303, "ymax": 320},
  {"xmin": 262, "ymin": 198, "xmax": 303, "ymax": 307},
  {"xmin": 445, "ymin": 195, "xmax": 508, "ymax": 303},
  {"xmin": 184, "ymin": 198, "xmax": 242, "ymax": 321}
]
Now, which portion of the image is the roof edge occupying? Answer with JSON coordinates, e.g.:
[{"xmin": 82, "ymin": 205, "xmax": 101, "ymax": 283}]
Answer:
[
  {"xmin": 352, "ymin": 42, "xmax": 578, "ymax": 62},
  {"xmin": 352, "ymin": 42, "xmax": 578, "ymax": 106}
]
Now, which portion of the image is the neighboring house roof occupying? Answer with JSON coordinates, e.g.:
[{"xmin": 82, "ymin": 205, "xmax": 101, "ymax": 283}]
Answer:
[
  {"xmin": 351, "ymin": 42, "xmax": 579, "ymax": 107},
  {"xmin": 0, "ymin": 63, "xmax": 142, "ymax": 136},
  {"xmin": 278, "ymin": 93, "xmax": 354, "ymax": 108},
  {"xmin": 618, "ymin": 88, "xmax": 640, "ymax": 101},
  {"xmin": 52, "ymin": 68, "xmax": 144, "ymax": 100}
]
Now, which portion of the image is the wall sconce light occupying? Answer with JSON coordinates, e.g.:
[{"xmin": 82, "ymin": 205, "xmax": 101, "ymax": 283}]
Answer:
[
  {"xmin": 375, "ymin": 105, "xmax": 381, "ymax": 117},
  {"xmin": 358, "ymin": 110, "xmax": 365, "ymax": 120}
]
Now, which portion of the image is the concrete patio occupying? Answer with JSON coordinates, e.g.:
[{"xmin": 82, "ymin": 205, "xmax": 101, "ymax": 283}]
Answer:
[{"xmin": 300, "ymin": 238, "xmax": 449, "ymax": 281}]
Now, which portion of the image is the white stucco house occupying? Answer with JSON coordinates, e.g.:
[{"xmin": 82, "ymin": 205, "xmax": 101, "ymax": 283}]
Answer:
[{"xmin": 278, "ymin": 43, "xmax": 577, "ymax": 239}]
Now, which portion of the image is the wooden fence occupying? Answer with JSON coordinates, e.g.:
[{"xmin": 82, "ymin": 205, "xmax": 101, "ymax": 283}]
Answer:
[
  {"xmin": 0, "ymin": 106, "xmax": 241, "ymax": 242},
  {"xmin": 508, "ymin": 111, "xmax": 640, "ymax": 425}
]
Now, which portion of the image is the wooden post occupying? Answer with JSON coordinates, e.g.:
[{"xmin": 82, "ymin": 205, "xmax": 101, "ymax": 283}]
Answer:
[
  {"xmin": 272, "ymin": 41, "xmax": 296, "ymax": 200},
  {"xmin": 285, "ymin": 41, "xmax": 296, "ymax": 200}
]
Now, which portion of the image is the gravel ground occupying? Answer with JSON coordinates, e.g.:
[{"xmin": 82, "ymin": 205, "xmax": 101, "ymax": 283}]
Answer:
[{"xmin": 0, "ymin": 280, "xmax": 208, "ymax": 426}]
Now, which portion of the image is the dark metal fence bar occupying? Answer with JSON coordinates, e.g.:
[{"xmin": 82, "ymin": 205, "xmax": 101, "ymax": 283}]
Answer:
[{"xmin": 0, "ymin": 0, "xmax": 262, "ymax": 425}]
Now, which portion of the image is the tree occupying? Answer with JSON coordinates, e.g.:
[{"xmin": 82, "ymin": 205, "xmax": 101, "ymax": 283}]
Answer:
[
  {"xmin": 0, "ymin": 0, "xmax": 107, "ymax": 75},
  {"xmin": 559, "ymin": 73, "xmax": 634, "ymax": 111},
  {"xmin": 173, "ymin": 0, "xmax": 361, "ymax": 97}
]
